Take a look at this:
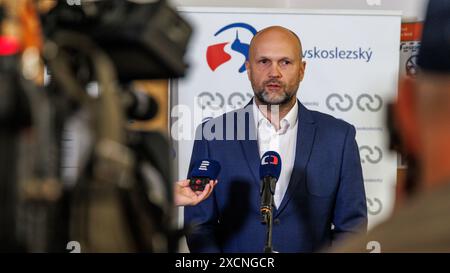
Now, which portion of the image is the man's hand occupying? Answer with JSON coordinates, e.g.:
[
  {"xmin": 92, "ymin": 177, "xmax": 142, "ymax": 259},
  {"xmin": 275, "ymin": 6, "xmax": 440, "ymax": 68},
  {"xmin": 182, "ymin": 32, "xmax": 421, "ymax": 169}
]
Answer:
[{"xmin": 174, "ymin": 179, "xmax": 217, "ymax": 206}]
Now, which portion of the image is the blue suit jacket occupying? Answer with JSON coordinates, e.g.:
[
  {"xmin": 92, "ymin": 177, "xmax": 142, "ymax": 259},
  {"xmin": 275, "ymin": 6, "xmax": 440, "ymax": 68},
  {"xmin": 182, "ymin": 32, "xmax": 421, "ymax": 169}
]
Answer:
[{"xmin": 184, "ymin": 100, "xmax": 367, "ymax": 253}]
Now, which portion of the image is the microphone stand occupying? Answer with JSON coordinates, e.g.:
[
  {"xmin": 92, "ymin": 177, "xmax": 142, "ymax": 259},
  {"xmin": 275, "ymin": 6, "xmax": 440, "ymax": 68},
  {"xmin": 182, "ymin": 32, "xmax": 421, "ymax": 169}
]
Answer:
[
  {"xmin": 260, "ymin": 177, "xmax": 277, "ymax": 253},
  {"xmin": 262, "ymin": 207, "xmax": 275, "ymax": 253}
]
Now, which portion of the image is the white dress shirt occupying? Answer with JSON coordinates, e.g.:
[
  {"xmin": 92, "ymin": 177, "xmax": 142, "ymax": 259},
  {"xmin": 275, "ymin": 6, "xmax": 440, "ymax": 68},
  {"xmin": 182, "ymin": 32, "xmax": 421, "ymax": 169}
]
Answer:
[{"xmin": 253, "ymin": 101, "xmax": 298, "ymax": 208}]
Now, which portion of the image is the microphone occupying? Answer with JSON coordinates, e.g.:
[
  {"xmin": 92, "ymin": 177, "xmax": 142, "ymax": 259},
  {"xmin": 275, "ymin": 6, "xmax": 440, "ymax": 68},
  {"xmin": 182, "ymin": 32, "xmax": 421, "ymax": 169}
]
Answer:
[
  {"xmin": 259, "ymin": 151, "xmax": 282, "ymax": 216},
  {"xmin": 188, "ymin": 159, "xmax": 221, "ymax": 191}
]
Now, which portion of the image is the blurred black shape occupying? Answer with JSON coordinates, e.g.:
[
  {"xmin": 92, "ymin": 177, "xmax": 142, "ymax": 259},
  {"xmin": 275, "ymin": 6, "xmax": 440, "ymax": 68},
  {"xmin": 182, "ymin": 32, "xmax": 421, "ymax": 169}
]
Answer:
[
  {"xmin": 0, "ymin": 54, "xmax": 32, "ymax": 252},
  {"xmin": 386, "ymin": 102, "xmax": 420, "ymax": 197},
  {"xmin": 122, "ymin": 87, "xmax": 159, "ymax": 121},
  {"xmin": 0, "ymin": 0, "xmax": 191, "ymax": 252},
  {"xmin": 43, "ymin": 0, "xmax": 192, "ymax": 82}
]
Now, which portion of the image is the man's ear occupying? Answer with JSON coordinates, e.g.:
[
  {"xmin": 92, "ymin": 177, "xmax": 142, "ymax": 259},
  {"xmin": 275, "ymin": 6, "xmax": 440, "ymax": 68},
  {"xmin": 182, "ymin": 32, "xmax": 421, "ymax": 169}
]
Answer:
[
  {"xmin": 245, "ymin": 61, "xmax": 250, "ymax": 78},
  {"xmin": 395, "ymin": 76, "xmax": 421, "ymax": 157},
  {"xmin": 299, "ymin": 61, "xmax": 306, "ymax": 82}
]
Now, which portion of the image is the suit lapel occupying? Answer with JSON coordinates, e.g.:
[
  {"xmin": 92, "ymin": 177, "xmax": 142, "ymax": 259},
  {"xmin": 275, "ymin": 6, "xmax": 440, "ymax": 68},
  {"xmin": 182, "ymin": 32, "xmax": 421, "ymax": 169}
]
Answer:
[
  {"xmin": 238, "ymin": 100, "xmax": 261, "ymax": 188},
  {"xmin": 275, "ymin": 102, "xmax": 316, "ymax": 217},
  {"xmin": 240, "ymin": 139, "xmax": 260, "ymax": 187}
]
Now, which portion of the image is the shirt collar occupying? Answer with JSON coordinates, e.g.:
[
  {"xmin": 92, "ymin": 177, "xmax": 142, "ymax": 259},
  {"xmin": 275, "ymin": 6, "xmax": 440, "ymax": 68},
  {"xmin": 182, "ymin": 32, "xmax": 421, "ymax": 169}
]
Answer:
[{"xmin": 252, "ymin": 100, "xmax": 299, "ymax": 131}]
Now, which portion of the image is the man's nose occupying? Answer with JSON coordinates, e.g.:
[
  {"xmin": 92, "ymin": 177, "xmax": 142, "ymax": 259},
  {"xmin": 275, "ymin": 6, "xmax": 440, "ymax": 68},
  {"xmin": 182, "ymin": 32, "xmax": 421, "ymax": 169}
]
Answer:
[{"xmin": 268, "ymin": 63, "xmax": 282, "ymax": 78}]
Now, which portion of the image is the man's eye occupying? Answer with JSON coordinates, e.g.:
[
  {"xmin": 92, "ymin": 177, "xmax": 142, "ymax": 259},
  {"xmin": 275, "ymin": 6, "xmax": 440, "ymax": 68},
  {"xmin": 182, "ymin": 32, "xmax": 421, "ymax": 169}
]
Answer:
[
  {"xmin": 259, "ymin": 59, "xmax": 269, "ymax": 64},
  {"xmin": 281, "ymin": 60, "xmax": 291, "ymax": 65}
]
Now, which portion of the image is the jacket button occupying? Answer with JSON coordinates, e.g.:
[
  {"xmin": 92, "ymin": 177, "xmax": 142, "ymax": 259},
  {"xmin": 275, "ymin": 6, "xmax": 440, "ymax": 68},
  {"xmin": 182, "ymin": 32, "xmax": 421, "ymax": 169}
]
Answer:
[{"xmin": 274, "ymin": 219, "xmax": 280, "ymax": 225}]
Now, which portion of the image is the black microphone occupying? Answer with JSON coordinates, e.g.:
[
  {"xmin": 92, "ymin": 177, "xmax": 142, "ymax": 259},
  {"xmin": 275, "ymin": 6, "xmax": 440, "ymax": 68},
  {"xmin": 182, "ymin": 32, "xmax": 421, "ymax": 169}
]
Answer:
[
  {"xmin": 259, "ymin": 151, "xmax": 282, "ymax": 216},
  {"xmin": 188, "ymin": 159, "xmax": 221, "ymax": 191}
]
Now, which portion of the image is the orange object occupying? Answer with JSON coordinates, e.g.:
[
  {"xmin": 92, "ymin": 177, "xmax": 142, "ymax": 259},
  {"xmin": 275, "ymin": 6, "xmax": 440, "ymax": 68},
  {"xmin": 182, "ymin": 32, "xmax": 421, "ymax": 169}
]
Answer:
[
  {"xmin": 18, "ymin": 0, "xmax": 43, "ymax": 52},
  {"xmin": 401, "ymin": 22, "xmax": 423, "ymax": 42}
]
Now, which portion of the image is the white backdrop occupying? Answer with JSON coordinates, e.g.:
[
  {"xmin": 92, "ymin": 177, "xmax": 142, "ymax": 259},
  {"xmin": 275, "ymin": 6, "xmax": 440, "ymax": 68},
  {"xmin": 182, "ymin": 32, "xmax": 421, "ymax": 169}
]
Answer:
[{"xmin": 171, "ymin": 7, "xmax": 401, "ymax": 231}]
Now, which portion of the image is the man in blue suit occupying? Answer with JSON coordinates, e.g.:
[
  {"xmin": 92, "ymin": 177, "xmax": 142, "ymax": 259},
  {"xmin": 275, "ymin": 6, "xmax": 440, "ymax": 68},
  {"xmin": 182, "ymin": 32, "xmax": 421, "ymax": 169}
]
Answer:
[{"xmin": 184, "ymin": 26, "xmax": 367, "ymax": 253}]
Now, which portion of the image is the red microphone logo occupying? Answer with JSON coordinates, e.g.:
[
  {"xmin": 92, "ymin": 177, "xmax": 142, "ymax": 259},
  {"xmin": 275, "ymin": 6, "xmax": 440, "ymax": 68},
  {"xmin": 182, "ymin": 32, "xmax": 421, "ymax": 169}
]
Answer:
[{"xmin": 261, "ymin": 155, "xmax": 279, "ymax": 165}]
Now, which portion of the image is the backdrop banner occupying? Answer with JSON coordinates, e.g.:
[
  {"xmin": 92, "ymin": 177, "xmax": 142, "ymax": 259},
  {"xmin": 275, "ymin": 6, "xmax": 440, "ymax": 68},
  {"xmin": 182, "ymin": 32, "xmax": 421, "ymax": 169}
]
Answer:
[{"xmin": 171, "ymin": 7, "xmax": 401, "ymax": 231}]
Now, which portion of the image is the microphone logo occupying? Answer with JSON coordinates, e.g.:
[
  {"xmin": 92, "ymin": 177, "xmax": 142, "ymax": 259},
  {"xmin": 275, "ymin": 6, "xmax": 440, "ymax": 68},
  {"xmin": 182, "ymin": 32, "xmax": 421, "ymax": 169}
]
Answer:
[
  {"xmin": 190, "ymin": 159, "xmax": 221, "ymax": 191},
  {"xmin": 261, "ymin": 155, "xmax": 279, "ymax": 165},
  {"xmin": 199, "ymin": 160, "xmax": 210, "ymax": 171}
]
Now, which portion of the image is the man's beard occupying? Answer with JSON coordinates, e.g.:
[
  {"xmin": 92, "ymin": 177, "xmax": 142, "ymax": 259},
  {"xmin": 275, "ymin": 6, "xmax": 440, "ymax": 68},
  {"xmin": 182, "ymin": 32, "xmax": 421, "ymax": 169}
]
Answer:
[
  {"xmin": 254, "ymin": 80, "xmax": 296, "ymax": 105},
  {"xmin": 255, "ymin": 89, "xmax": 293, "ymax": 105}
]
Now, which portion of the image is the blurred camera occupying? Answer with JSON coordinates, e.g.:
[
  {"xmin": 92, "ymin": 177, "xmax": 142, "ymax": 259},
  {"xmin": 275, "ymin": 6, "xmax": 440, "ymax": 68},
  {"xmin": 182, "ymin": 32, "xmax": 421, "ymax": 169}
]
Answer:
[{"xmin": 43, "ymin": 0, "xmax": 192, "ymax": 82}]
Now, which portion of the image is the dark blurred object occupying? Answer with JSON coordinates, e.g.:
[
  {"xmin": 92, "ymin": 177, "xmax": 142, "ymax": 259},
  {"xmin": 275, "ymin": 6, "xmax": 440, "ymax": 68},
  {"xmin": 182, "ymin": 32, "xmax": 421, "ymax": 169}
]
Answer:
[
  {"xmin": 0, "ymin": 55, "xmax": 32, "ymax": 130},
  {"xmin": 40, "ymin": 0, "xmax": 190, "ymax": 252},
  {"xmin": 43, "ymin": 29, "xmax": 177, "ymax": 251},
  {"xmin": 122, "ymin": 88, "xmax": 159, "ymax": 121},
  {"xmin": 386, "ymin": 102, "xmax": 420, "ymax": 198},
  {"xmin": 0, "ymin": 1, "xmax": 40, "ymax": 252},
  {"xmin": 386, "ymin": 102, "xmax": 401, "ymax": 152},
  {"xmin": 0, "ymin": 0, "xmax": 190, "ymax": 253},
  {"xmin": 43, "ymin": 0, "xmax": 192, "ymax": 82},
  {"xmin": 417, "ymin": 0, "xmax": 450, "ymax": 73},
  {"xmin": 123, "ymin": 131, "xmax": 176, "ymax": 252},
  {"xmin": 69, "ymin": 131, "xmax": 176, "ymax": 252},
  {"xmin": 0, "ymin": 54, "xmax": 32, "ymax": 252}
]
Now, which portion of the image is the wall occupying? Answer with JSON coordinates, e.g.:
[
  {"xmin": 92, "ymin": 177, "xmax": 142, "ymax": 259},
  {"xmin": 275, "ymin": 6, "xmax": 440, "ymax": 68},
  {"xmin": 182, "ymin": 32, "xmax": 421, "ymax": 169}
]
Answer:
[{"xmin": 171, "ymin": 0, "xmax": 428, "ymax": 21}]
